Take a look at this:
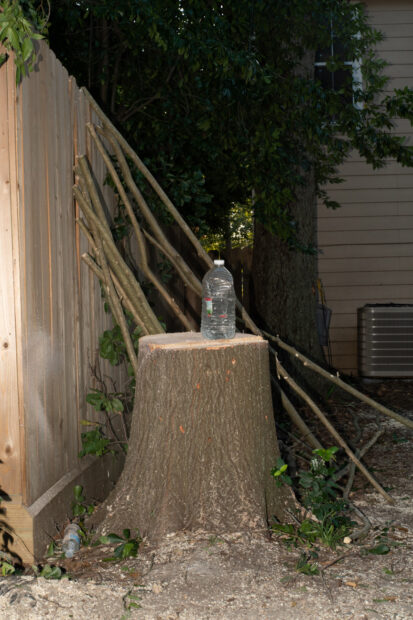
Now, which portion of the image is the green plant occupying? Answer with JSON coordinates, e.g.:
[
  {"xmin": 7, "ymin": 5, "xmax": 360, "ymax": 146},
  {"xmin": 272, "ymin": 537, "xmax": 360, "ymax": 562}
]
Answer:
[
  {"xmin": 71, "ymin": 485, "xmax": 95, "ymax": 520},
  {"xmin": 295, "ymin": 552, "xmax": 320, "ymax": 576},
  {"xmin": 271, "ymin": 458, "xmax": 292, "ymax": 487},
  {"xmin": 79, "ymin": 424, "xmax": 112, "ymax": 458},
  {"xmin": 1, "ymin": 560, "xmax": 15, "ymax": 576},
  {"xmin": 99, "ymin": 529, "xmax": 142, "ymax": 562},
  {"xmin": 0, "ymin": 0, "xmax": 48, "ymax": 83},
  {"xmin": 272, "ymin": 447, "xmax": 354, "ymax": 558},
  {"xmin": 32, "ymin": 564, "xmax": 65, "ymax": 579},
  {"xmin": 82, "ymin": 315, "xmax": 141, "ymax": 459}
]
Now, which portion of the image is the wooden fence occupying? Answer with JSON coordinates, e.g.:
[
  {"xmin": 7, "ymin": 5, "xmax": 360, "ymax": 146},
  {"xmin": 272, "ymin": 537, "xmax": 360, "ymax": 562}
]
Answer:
[{"xmin": 0, "ymin": 42, "xmax": 125, "ymax": 561}]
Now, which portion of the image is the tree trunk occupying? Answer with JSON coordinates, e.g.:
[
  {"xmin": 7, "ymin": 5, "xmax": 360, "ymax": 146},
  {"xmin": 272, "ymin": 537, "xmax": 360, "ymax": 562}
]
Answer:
[
  {"xmin": 97, "ymin": 332, "xmax": 294, "ymax": 540},
  {"xmin": 251, "ymin": 179, "xmax": 323, "ymax": 365}
]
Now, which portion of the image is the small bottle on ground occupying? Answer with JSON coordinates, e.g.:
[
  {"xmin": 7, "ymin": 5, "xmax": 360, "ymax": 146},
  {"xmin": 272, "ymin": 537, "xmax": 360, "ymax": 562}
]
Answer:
[
  {"xmin": 62, "ymin": 523, "xmax": 81, "ymax": 558},
  {"xmin": 201, "ymin": 259, "xmax": 236, "ymax": 339}
]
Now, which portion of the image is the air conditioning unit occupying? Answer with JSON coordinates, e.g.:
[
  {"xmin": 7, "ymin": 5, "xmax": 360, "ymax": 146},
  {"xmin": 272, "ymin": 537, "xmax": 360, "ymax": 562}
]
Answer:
[{"xmin": 358, "ymin": 304, "xmax": 413, "ymax": 378}]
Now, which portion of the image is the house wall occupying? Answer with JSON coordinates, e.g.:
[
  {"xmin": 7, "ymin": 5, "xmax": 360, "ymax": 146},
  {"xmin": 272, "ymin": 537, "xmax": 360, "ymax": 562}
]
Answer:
[{"xmin": 317, "ymin": 0, "xmax": 413, "ymax": 375}]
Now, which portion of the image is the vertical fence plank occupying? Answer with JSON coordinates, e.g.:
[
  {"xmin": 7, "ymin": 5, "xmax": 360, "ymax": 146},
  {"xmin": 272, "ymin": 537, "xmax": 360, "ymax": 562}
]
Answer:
[
  {"xmin": 0, "ymin": 55, "xmax": 23, "ymax": 496},
  {"xmin": 1, "ymin": 41, "xmax": 125, "ymax": 507}
]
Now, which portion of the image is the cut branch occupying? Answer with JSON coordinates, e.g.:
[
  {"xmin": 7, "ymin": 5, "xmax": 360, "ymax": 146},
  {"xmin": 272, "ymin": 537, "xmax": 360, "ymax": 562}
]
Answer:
[
  {"xmin": 82, "ymin": 87, "xmax": 261, "ymax": 335},
  {"xmin": 275, "ymin": 357, "xmax": 395, "ymax": 505},
  {"xmin": 86, "ymin": 124, "xmax": 193, "ymax": 330},
  {"xmin": 73, "ymin": 175, "xmax": 163, "ymax": 334},
  {"xmin": 264, "ymin": 331, "xmax": 413, "ymax": 433},
  {"xmin": 81, "ymin": 252, "xmax": 150, "ymax": 335}
]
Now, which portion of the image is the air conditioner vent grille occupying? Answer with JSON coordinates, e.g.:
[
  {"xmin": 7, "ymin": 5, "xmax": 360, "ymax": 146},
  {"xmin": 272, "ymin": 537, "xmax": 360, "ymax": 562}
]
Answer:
[{"xmin": 358, "ymin": 305, "xmax": 413, "ymax": 377}]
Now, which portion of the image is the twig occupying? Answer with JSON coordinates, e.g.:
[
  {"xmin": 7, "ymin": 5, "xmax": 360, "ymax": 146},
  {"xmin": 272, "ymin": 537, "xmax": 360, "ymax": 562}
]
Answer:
[
  {"xmin": 80, "ymin": 252, "xmax": 149, "ymax": 335},
  {"xmin": 87, "ymin": 124, "xmax": 196, "ymax": 330},
  {"xmin": 82, "ymin": 88, "xmax": 262, "ymax": 335},
  {"xmin": 279, "ymin": 385, "xmax": 323, "ymax": 450},
  {"xmin": 334, "ymin": 429, "xmax": 384, "ymax": 483},
  {"xmin": 275, "ymin": 357, "xmax": 395, "ymax": 505},
  {"xmin": 86, "ymin": 200, "xmax": 139, "ymax": 376},
  {"xmin": 264, "ymin": 330, "xmax": 413, "ymax": 433},
  {"xmin": 73, "ymin": 180, "xmax": 162, "ymax": 334},
  {"xmin": 99, "ymin": 125, "xmax": 203, "ymax": 298},
  {"xmin": 271, "ymin": 372, "xmax": 323, "ymax": 450}
]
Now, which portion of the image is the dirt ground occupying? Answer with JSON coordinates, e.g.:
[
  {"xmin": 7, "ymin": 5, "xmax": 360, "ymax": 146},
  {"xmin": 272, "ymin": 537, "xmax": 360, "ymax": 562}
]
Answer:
[{"xmin": 1, "ymin": 379, "xmax": 412, "ymax": 619}]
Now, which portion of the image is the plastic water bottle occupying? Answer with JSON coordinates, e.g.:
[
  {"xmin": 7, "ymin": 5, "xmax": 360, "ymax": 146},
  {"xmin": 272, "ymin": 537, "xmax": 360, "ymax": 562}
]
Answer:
[
  {"xmin": 201, "ymin": 259, "xmax": 236, "ymax": 339},
  {"xmin": 62, "ymin": 523, "xmax": 81, "ymax": 558}
]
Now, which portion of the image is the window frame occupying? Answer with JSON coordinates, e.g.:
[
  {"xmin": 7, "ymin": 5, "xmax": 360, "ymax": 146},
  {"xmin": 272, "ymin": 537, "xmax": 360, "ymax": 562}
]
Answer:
[{"xmin": 314, "ymin": 18, "xmax": 363, "ymax": 110}]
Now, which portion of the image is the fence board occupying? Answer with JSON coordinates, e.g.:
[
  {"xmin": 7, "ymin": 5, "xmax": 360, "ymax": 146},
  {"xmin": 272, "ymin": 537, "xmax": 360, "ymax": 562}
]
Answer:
[
  {"xmin": 0, "ymin": 42, "xmax": 126, "ymax": 505},
  {"xmin": 0, "ymin": 57, "xmax": 23, "ymax": 495}
]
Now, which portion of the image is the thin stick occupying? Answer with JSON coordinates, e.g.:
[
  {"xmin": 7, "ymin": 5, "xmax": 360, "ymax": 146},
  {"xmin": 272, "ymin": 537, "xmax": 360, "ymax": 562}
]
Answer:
[
  {"xmin": 76, "ymin": 220, "xmax": 149, "ymax": 333},
  {"xmin": 81, "ymin": 252, "xmax": 150, "ymax": 335},
  {"xmin": 264, "ymin": 330, "xmax": 413, "ymax": 433},
  {"xmin": 275, "ymin": 357, "xmax": 395, "ymax": 505},
  {"xmin": 85, "ymin": 209, "xmax": 139, "ymax": 376},
  {"xmin": 279, "ymin": 386, "xmax": 324, "ymax": 450},
  {"xmin": 99, "ymin": 126, "xmax": 203, "ymax": 297},
  {"xmin": 82, "ymin": 87, "xmax": 212, "ymax": 265},
  {"xmin": 334, "ymin": 429, "xmax": 384, "ymax": 483},
  {"xmin": 73, "ymin": 182, "xmax": 163, "ymax": 334},
  {"xmin": 82, "ymin": 89, "xmax": 261, "ymax": 334},
  {"xmin": 87, "ymin": 124, "xmax": 194, "ymax": 331}
]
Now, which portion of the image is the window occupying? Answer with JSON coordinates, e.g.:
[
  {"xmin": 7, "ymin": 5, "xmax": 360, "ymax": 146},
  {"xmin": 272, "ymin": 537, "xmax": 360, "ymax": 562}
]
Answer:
[{"xmin": 315, "ymin": 19, "xmax": 362, "ymax": 110}]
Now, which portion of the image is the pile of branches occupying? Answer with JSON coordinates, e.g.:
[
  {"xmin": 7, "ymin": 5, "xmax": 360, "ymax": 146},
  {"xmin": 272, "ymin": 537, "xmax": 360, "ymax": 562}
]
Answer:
[{"xmin": 75, "ymin": 89, "xmax": 413, "ymax": 524}]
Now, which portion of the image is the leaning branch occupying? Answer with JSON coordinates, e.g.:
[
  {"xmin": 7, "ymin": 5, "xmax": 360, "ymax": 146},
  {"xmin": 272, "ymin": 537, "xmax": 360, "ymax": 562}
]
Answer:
[
  {"xmin": 275, "ymin": 357, "xmax": 395, "ymax": 505},
  {"xmin": 264, "ymin": 331, "xmax": 413, "ymax": 433}
]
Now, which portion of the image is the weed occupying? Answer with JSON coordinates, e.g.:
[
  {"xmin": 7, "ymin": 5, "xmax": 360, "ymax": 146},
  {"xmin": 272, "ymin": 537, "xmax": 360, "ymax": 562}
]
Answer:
[
  {"xmin": 72, "ymin": 484, "xmax": 96, "ymax": 520},
  {"xmin": 120, "ymin": 588, "xmax": 142, "ymax": 618},
  {"xmin": 99, "ymin": 529, "xmax": 142, "ymax": 561},
  {"xmin": 271, "ymin": 458, "xmax": 292, "ymax": 487},
  {"xmin": 295, "ymin": 552, "xmax": 320, "ymax": 576},
  {"xmin": 272, "ymin": 446, "xmax": 353, "ymax": 556},
  {"xmin": 32, "ymin": 564, "xmax": 66, "ymax": 579},
  {"xmin": 1, "ymin": 561, "xmax": 15, "ymax": 576}
]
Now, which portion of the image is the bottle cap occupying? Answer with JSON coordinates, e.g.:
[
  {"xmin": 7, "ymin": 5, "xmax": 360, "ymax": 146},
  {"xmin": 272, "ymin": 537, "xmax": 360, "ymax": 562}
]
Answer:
[{"xmin": 214, "ymin": 259, "xmax": 225, "ymax": 266}]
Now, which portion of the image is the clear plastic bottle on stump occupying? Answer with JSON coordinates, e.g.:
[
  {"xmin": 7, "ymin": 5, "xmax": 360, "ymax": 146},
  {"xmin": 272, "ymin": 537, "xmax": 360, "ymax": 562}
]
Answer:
[
  {"xmin": 62, "ymin": 523, "xmax": 81, "ymax": 558},
  {"xmin": 201, "ymin": 259, "xmax": 236, "ymax": 339}
]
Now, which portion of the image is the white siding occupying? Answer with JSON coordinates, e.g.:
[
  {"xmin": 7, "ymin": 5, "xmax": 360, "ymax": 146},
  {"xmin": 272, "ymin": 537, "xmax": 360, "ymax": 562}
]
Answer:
[{"xmin": 318, "ymin": 0, "xmax": 413, "ymax": 375}]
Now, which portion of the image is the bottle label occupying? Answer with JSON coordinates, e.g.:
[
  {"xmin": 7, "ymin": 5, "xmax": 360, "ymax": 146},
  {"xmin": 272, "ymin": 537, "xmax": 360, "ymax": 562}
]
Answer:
[{"xmin": 204, "ymin": 297, "xmax": 213, "ymax": 316}]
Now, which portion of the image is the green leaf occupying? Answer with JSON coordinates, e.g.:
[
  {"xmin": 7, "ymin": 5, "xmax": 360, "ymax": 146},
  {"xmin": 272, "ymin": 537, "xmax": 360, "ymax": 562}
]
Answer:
[
  {"xmin": 86, "ymin": 391, "xmax": 105, "ymax": 410},
  {"xmin": 5, "ymin": 26, "xmax": 20, "ymax": 51},
  {"xmin": 40, "ymin": 564, "xmax": 64, "ymax": 579},
  {"xmin": 99, "ymin": 533, "xmax": 125, "ymax": 545},
  {"xmin": 367, "ymin": 543, "xmax": 390, "ymax": 555},
  {"xmin": 1, "ymin": 561, "xmax": 16, "ymax": 576},
  {"xmin": 109, "ymin": 397, "xmax": 124, "ymax": 413},
  {"xmin": 120, "ymin": 541, "xmax": 138, "ymax": 558},
  {"xmin": 73, "ymin": 485, "xmax": 85, "ymax": 501},
  {"xmin": 21, "ymin": 36, "xmax": 33, "ymax": 62}
]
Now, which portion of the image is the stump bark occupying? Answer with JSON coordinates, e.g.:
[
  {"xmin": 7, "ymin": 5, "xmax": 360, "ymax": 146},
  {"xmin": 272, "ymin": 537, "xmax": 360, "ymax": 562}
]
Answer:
[{"xmin": 99, "ymin": 332, "xmax": 293, "ymax": 539}]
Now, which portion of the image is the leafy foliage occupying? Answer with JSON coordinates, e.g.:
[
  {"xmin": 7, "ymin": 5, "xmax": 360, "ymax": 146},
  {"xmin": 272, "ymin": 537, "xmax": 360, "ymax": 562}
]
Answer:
[
  {"xmin": 99, "ymin": 529, "xmax": 142, "ymax": 561},
  {"xmin": 71, "ymin": 484, "xmax": 95, "ymax": 519},
  {"xmin": 0, "ymin": 0, "xmax": 47, "ymax": 83},
  {"xmin": 46, "ymin": 0, "xmax": 413, "ymax": 251},
  {"xmin": 272, "ymin": 447, "xmax": 354, "ymax": 553},
  {"xmin": 79, "ymin": 425, "xmax": 111, "ymax": 458},
  {"xmin": 32, "ymin": 563, "xmax": 65, "ymax": 579},
  {"xmin": 81, "ymin": 313, "xmax": 141, "ymax": 458}
]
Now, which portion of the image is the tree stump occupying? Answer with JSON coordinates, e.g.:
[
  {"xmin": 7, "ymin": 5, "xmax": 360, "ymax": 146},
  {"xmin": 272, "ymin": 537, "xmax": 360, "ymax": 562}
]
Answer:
[{"xmin": 99, "ymin": 332, "xmax": 293, "ymax": 539}]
